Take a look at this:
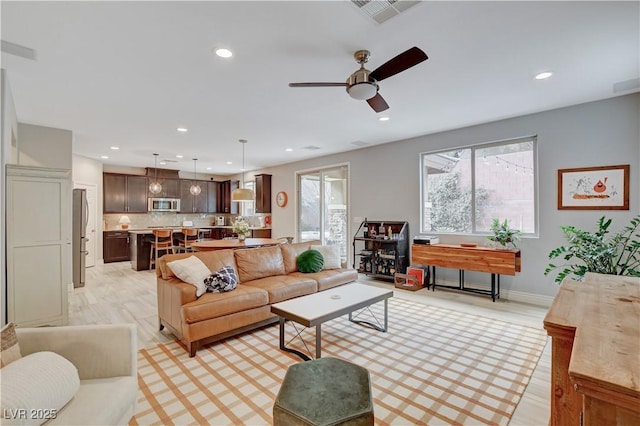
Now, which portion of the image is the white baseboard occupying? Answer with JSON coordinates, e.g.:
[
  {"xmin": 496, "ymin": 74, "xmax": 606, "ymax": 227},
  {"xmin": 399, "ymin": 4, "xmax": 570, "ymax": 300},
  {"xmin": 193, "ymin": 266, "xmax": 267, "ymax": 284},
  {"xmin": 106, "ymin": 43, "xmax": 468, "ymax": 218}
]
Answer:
[
  {"xmin": 433, "ymin": 278, "xmax": 553, "ymax": 307},
  {"xmin": 500, "ymin": 289, "xmax": 553, "ymax": 307}
]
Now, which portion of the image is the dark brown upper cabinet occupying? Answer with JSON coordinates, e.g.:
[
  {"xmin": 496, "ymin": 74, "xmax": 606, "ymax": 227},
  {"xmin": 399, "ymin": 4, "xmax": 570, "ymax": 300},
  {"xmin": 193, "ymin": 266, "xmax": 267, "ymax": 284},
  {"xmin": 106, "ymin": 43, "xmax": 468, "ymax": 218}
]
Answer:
[{"xmin": 255, "ymin": 174, "xmax": 272, "ymax": 213}]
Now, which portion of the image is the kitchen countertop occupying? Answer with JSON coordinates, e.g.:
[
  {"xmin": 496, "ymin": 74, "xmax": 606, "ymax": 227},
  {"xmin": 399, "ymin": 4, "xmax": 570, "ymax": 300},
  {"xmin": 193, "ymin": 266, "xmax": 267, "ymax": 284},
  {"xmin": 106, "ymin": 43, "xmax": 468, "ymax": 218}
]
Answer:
[{"xmin": 126, "ymin": 226, "xmax": 271, "ymax": 234}]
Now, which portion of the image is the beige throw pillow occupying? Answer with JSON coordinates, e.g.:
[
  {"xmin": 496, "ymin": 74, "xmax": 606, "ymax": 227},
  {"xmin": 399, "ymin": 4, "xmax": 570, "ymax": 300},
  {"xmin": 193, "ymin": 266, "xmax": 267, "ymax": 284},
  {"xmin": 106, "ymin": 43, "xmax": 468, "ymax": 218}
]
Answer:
[
  {"xmin": 167, "ymin": 256, "xmax": 211, "ymax": 297},
  {"xmin": 0, "ymin": 351, "xmax": 80, "ymax": 425},
  {"xmin": 310, "ymin": 244, "xmax": 342, "ymax": 270},
  {"xmin": 1, "ymin": 322, "xmax": 21, "ymax": 368}
]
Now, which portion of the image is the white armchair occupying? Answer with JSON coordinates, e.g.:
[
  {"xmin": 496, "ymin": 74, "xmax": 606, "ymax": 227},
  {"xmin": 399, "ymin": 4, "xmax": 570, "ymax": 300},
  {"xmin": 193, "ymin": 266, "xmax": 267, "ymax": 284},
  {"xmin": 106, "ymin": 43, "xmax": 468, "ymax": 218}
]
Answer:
[{"xmin": 14, "ymin": 324, "xmax": 138, "ymax": 425}]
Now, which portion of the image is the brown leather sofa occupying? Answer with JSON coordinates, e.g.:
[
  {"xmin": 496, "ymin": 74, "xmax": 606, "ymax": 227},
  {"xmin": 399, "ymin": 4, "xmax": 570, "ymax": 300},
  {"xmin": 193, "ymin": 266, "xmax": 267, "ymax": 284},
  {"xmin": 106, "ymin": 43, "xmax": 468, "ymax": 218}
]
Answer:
[{"xmin": 156, "ymin": 242, "xmax": 358, "ymax": 356}]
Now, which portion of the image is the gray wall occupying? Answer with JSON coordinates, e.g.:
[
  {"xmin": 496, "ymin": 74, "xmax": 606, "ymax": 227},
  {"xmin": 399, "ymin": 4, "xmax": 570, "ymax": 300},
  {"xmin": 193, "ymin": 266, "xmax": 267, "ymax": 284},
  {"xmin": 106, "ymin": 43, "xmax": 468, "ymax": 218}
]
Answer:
[
  {"xmin": 1, "ymin": 69, "xmax": 19, "ymax": 325},
  {"xmin": 16, "ymin": 123, "xmax": 72, "ymax": 169},
  {"xmin": 258, "ymin": 93, "xmax": 639, "ymax": 303}
]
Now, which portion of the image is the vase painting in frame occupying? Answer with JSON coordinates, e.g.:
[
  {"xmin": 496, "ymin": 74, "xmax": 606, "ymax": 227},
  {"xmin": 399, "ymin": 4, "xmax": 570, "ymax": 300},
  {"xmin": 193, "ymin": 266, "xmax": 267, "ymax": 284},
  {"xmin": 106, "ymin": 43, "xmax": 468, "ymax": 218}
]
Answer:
[{"xmin": 557, "ymin": 164, "xmax": 629, "ymax": 210}]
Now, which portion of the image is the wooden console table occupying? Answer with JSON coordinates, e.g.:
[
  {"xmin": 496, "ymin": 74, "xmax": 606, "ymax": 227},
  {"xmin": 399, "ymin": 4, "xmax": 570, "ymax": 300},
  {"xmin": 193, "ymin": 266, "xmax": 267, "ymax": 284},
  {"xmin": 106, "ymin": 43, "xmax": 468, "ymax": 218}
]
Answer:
[
  {"xmin": 543, "ymin": 273, "xmax": 640, "ymax": 426},
  {"xmin": 410, "ymin": 244, "xmax": 521, "ymax": 301}
]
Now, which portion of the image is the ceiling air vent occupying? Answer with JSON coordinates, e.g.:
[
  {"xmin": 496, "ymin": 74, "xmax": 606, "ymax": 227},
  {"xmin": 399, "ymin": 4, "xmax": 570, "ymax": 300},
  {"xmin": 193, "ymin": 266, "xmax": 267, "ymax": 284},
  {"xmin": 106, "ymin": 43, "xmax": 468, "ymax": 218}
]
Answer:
[
  {"xmin": 349, "ymin": 0, "xmax": 420, "ymax": 24},
  {"xmin": 351, "ymin": 141, "xmax": 369, "ymax": 147},
  {"xmin": 303, "ymin": 145, "xmax": 321, "ymax": 150}
]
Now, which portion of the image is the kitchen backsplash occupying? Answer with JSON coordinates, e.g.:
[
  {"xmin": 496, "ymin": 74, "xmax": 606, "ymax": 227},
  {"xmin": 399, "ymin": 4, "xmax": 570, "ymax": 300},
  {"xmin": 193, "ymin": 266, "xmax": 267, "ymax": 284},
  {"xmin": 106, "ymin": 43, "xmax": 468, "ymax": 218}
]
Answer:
[{"xmin": 103, "ymin": 213, "xmax": 270, "ymax": 231}]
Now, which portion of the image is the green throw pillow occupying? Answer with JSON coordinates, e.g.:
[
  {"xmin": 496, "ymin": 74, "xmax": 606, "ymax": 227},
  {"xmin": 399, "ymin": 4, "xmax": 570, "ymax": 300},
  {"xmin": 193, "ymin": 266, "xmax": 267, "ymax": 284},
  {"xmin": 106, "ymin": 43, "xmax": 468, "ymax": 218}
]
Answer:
[{"xmin": 297, "ymin": 249, "xmax": 324, "ymax": 273}]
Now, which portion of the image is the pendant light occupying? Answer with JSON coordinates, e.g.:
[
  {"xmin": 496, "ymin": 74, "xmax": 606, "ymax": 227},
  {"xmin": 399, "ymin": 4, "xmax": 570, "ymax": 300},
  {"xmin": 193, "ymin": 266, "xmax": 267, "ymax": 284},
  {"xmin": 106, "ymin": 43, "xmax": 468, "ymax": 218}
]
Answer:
[
  {"xmin": 189, "ymin": 158, "xmax": 201, "ymax": 195},
  {"xmin": 231, "ymin": 139, "xmax": 255, "ymax": 202},
  {"xmin": 149, "ymin": 153, "xmax": 162, "ymax": 194}
]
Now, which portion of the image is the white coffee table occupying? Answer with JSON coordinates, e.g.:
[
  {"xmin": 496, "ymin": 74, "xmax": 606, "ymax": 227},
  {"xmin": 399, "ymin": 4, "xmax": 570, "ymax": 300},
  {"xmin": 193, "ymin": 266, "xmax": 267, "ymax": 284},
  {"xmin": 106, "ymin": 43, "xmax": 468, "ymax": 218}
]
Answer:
[{"xmin": 270, "ymin": 283, "xmax": 393, "ymax": 360}]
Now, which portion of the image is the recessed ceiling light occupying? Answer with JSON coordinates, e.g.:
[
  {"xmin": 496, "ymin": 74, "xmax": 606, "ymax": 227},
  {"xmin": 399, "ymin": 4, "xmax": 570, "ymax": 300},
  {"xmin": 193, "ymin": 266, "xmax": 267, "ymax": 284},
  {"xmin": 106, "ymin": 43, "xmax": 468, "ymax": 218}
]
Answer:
[
  {"xmin": 215, "ymin": 48, "xmax": 233, "ymax": 58},
  {"xmin": 285, "ymin": 148, "xmax": 293, "ymax": 152},
  {"xmin": 100, "ymin": 155, "xmax": 109, "ymax": 159},
  {"xmin": 176, "ymin": 154, "xmax": 183, "ymax": 159},
  {"xmin": 226, "ymin": 161, "xmax": 233, "ymax": 165},
  {"xmin": 379, "ymin": 116, "xmax": 390, "ymax": 121},
  {"xmin": 110, "ymin": 146, "xmax": 119, "ymax": 150},
  {"xmin": 176, "ymin": 127, "xmax": 188, "ymax": 132},
  {"xmin": 535, "ymin": 71, "xmax": 553, "ymax": 80},
  {"xmin": 159, "ymin": 161, "xmax": 166, "ymax": 165}
]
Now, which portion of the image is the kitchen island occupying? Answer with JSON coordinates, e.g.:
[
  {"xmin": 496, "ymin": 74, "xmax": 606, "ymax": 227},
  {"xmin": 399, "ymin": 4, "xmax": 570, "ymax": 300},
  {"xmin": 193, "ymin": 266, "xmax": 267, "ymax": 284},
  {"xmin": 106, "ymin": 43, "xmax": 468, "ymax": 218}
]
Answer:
[
  {"xmin": 191, "ymin": 238, "xmax": 281, "ymax": 251},
  {"xmin": 128, "ymin": 226, "xmax": 272, "ymax": 270}
]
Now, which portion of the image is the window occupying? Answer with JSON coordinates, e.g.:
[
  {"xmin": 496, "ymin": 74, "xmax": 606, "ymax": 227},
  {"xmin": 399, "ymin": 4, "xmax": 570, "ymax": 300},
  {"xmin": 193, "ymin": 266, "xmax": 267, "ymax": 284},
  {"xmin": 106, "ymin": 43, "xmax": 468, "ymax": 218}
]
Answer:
[
  {"xmin": 421, "ymin": 137, "xmax": 536, "ymax": 235},
  {"xmin": 240, "ymin": 180, "xmax": 255, "ymax": 217}
]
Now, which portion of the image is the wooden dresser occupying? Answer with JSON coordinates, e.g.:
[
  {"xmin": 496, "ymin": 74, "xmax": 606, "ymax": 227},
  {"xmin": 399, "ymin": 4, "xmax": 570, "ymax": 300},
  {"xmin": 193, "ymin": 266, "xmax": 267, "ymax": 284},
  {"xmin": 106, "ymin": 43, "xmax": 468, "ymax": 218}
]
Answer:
[{"xmin": 543, "ymin": 273, "xmax": 640, "ymax": 425}]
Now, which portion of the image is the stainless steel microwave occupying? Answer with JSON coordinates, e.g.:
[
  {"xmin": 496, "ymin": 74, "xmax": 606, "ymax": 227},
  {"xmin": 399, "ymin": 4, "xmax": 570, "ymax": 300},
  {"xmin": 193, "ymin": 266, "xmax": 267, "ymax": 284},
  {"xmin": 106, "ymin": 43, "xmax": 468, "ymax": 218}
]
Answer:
[{"xmin": 148, "ymin": 198, "xmax": 180, "ymax": 212}]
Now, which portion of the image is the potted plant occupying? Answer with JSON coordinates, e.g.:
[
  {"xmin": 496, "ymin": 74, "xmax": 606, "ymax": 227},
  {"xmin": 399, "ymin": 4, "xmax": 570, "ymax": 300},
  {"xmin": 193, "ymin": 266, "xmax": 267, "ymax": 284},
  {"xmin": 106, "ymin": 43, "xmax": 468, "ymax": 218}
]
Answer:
[
  {"xmin": 232, "ymin": 216, "xmax": 251, "ymax": 241},
  {"xmin": 487, "ymin": 218, "xmax": 522, "ymax": 249},
  {"xmin": 544, "ymin": 215, "xmax": 640, "ymax": 283}
]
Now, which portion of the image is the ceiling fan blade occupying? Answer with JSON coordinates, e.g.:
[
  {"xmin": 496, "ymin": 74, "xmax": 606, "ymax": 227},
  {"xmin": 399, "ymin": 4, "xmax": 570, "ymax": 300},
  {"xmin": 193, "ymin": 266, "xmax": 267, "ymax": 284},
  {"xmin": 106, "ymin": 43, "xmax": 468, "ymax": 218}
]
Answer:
[
  {"xmin": 367, "ymin": 93, "xmax": 389, "ymax": 112},
  {"xmin": 289, "ymin": 82, "xmax": 348, "ymax": 88},
  {"xmin": 369, "ymin": 47, "xmax": 428, "ymax": 82}
]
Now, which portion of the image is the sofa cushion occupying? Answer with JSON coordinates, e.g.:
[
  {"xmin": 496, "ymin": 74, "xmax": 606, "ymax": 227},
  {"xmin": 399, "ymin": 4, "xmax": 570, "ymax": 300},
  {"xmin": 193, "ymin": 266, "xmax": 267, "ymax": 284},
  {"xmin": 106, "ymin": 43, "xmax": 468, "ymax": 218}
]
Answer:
[
  {"xmin": 181, "ymin": 285, "xmax": 269, "ymax": 324},
  {"xmin": 235, "ymin": 246, "xmax": 285, "ymax": 283},
  {"xmin": 159, "ymin": 250, "xmax": 237, "ymax": 281},
  {"xmin": 167, "ymin": 256, "xmax": 211, "ymax": 297},
  {"xmin": 289, "ymin": 269, "xmax": 359, "ymax": 292},
  {"xmin": 48, "ymin": 376, "xmax": 137, "ymax": 426},
  {"xmin": 310, "ymin": 244, "xmax": 342, "ymax": 269},
  {"xmin": 242, "ymin": 275, "xmax": 318, "ymax": 303},
  {"xmin": 280, "ymin": 242, "xmax": 311, "ymax": 274},
  {"xmin": 1, "ymin": 322, "xmax": 21, "ymax": 367},
  {"xmin": 1, "ymin": 351, "xmax": 80, "ymax": 426},
  {"xmin": 204, "ymin": 266, "xmax": 239, "ymax": 293}
]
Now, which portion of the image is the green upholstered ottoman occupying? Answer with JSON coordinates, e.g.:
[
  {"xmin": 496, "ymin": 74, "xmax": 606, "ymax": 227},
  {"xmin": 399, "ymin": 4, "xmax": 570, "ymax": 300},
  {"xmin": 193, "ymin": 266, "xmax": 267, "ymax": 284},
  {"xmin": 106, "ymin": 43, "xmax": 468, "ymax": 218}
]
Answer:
[{"xmin": 273, "ymin": 357, "xmax": 374, "ymax": 426}]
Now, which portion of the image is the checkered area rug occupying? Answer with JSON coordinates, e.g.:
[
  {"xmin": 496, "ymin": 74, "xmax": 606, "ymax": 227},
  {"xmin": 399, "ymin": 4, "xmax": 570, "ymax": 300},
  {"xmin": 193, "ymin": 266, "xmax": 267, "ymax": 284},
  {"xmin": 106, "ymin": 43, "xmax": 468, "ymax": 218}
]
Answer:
[{"xmin": 131, "ymin": 297, "xmax": 547, "ymax": 425}]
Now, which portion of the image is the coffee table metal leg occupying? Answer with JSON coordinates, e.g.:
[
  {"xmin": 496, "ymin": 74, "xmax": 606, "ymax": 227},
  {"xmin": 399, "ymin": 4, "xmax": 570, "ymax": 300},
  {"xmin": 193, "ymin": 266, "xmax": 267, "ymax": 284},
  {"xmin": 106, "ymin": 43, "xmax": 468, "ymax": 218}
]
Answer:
[
  {"xmin": 279, "ymin": 317, "xmax": 285, "ymax": 350},
  {"xmin": 278, "ymin": 316, "xmax": 311, "ymax": 362},
  {"xmin": 384, "ymin": 297, "xmax": 388, "ymax": 332},
  {"xmin": 316, "ymin": 324, "xmax": 322, "ymax": 359},
  {"xmin": 349, "ymin": 300, "xmax": 388, "ymax": 332}
]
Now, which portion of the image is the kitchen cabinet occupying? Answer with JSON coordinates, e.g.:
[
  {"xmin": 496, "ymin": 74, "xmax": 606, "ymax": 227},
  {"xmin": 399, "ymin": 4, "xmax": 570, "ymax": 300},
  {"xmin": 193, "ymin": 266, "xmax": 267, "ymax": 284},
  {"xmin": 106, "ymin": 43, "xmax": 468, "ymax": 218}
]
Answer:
[
  {"xmin": 103, "ymin": 230, "xmax": 130, "ymax": 263},
  {"xmin": 207, "ymin": 181, "xmax": 217, "ymax": 213},
  {"xmin": 252, "ymin": 228, "xmax": 272, "ymax": 238},
  {"xmin": 255, "ymin": 174, "xmax": 272, "ymax": 213},
  {"xmin": 103, "ymin": 173, "xmax": 148, "ymax": 213},
  {"xmin": 216, "ymin": 180, "xmax": 239, "ymax": 214},
  {"xmin": 179, "ymin": 180, "xmax": 208, "ymax": 213},
  {"xmin": 148, "ymin": 178, "xmax": 179, "ymax": 198}
]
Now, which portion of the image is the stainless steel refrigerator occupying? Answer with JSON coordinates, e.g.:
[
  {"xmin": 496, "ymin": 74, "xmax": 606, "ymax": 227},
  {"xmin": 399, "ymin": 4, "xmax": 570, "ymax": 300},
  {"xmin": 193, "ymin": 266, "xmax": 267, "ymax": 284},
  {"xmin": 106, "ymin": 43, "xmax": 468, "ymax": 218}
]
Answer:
[{"xmin": 72, "ymin": 188, "xmax": 89, "ymax": 288}]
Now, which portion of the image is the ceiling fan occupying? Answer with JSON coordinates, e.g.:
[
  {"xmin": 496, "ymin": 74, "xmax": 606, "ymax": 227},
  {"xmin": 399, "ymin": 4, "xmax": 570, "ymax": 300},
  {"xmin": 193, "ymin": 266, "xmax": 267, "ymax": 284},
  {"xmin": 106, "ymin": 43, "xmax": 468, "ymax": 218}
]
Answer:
[{"xmin": 288, "ymin": 46, "xmax": 428, "ymax": 112}]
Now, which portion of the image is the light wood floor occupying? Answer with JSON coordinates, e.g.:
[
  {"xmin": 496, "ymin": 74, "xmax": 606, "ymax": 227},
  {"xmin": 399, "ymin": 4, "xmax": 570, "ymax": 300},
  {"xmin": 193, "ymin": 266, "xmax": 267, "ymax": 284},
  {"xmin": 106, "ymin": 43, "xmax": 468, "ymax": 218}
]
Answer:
[{"xmin": 70, "ymin": 261, "xmax": 551, "ymax": 425}]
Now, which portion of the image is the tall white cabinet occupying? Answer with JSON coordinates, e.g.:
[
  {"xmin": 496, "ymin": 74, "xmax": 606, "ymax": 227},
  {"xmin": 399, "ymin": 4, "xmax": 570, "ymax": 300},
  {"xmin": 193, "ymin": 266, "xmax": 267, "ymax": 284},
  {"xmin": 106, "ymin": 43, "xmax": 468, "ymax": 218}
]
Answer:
[{"xmin": 6, "ymin": 165, "xmax": 71, "ymax": 326}]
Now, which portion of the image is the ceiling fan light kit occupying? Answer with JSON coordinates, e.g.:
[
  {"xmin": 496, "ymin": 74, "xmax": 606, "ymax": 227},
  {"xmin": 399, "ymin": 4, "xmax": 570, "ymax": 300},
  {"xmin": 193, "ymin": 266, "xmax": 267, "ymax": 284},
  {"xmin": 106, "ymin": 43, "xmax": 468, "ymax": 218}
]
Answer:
[
  {"xmin": 348, "ymin": 83, "xmax": 378, "ymax": 100},
  {"xmin": 289, "ymin": 46, "xmax": 428, "ymax": 113}
]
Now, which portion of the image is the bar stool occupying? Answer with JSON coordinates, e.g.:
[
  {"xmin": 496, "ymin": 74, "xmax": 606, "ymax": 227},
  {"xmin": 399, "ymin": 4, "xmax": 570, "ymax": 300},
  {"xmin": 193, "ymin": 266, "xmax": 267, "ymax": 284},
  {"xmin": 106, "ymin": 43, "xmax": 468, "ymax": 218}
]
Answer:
[
  {"xmin": 276, "ymin": 236, "xmax": 294, "ymax": 244},
  {"xmin": 177, "ymin": 228, "xmax": 200, "ymax": 252},
  {"xmin": 149, "ymin": 229, "xmax": 174, "ymax": 270}
]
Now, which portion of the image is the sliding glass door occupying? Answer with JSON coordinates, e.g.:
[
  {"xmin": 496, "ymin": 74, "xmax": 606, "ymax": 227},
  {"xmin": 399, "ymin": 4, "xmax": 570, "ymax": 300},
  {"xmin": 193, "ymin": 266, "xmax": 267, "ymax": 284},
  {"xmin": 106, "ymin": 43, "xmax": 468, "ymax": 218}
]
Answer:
[{"xmin": 297, "ymin": 165, "xmax": 348, "ymax": 261}]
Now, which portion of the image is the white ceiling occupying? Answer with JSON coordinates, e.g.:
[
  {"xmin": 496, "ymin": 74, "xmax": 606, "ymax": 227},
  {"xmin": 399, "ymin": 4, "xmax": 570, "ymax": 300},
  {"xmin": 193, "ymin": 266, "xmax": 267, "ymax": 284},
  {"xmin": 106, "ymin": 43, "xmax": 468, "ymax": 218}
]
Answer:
[{"xmin": 2, "ymin": 1, "xmax": 638, "ymax": 176}]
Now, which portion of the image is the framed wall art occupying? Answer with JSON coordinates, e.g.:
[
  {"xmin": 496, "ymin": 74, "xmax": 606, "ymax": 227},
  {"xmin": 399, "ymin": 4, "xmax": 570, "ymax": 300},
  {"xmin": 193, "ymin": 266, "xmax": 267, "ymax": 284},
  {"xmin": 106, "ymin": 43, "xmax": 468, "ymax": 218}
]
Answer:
[{"xmin": 557, "ymin": 164, "xmax": 629, "ymax": 210}]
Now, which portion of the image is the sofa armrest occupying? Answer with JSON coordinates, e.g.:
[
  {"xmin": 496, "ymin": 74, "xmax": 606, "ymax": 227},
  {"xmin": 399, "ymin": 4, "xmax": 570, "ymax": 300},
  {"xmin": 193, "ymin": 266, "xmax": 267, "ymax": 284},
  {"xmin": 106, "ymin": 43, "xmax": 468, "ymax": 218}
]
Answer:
[
  {"xmin": 16, "ymin": 324, "xmax": 137, "ymax": 380},
  {"xmin": 157, "ymin": 277, "xmax": 198, "ymax": 335}
]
